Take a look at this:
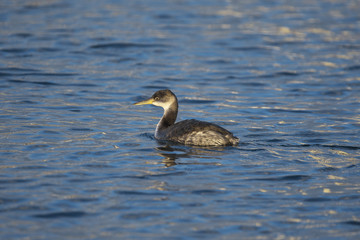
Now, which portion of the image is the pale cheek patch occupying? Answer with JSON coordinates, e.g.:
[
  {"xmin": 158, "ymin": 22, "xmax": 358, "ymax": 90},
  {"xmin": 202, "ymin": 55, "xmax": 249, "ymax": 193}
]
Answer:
[
  {"xmin": 153, "ymin": 99, "xmax": 175, "ymax": 111},
  {"xmin": 160, "ymin": 103, "xmax": 170, "ymax": 109}
]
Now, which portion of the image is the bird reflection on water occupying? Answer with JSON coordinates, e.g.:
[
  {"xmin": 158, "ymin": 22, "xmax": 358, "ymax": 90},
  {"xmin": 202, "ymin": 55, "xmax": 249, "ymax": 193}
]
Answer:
[{"xmin": 155, "ymin": 144, "xmax": 228, "ymax": 167}]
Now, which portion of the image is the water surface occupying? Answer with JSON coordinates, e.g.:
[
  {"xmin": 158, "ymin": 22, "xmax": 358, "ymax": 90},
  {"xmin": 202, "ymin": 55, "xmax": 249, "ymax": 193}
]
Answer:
[{"xmin": 1, "ymin": 0, "xmax": 360, "ymax": 239}]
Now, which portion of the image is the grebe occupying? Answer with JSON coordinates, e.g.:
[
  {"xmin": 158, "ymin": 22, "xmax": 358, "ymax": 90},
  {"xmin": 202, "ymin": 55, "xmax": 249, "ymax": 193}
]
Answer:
[{"xmin": 134, "ymin": 89, "xmax": 239, "ymax": 146}]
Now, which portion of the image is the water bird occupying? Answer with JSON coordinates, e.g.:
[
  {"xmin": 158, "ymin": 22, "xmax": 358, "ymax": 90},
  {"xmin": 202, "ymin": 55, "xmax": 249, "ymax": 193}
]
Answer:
[{"xmin": 134, "ymin": 89, "xmax": 239, "ymax": 146}]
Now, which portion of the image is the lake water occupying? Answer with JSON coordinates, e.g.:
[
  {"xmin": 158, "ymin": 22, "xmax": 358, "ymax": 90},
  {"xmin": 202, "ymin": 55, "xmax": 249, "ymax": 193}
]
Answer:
[{"xmin": 1, "ymin": 0, "xmax": 360, "ymax": 239}]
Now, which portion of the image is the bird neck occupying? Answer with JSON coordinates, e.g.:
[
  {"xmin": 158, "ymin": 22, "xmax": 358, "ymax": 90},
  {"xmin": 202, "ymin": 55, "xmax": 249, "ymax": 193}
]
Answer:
[{"xmin": 157, "ymin": 101, "xmax": 178, "ymax": 131}]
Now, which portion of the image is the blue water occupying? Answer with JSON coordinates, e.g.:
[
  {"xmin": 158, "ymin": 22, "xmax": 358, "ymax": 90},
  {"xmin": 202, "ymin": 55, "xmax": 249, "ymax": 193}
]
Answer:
[{"xmin": 1, "ymin": 0, "xmax": 360, "ymax": 239}]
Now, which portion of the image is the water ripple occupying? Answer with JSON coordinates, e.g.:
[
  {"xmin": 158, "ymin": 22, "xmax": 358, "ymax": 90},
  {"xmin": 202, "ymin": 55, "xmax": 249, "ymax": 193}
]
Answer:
[
  {"xmin": 249, "ymin": 175, "xmax": 311, "ymax": 182},
  {"xmin": 33, "ymin": 211, "xmax": 87, "ymax": 219},
  {"xmin": 1, "ymin": 0, "xmax": 359, "ymax": 239},
  {"xmin": 89, "ymin": 42, "xmax": 171, "ymax": 49}
]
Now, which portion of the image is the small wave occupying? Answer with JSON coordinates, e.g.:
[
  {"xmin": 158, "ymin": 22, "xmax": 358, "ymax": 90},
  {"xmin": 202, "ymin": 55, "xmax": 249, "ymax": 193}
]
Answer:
[
  {"xmin": 273, "ymin": 71, "xmax": 300, "ymax": 76},
  {"xmin": 68, "ymin": 197, "xmax": 99, "ymax": 203},
  {"xmin": 338, "ymin": 195, "xmax": 360, "ymax": 200},
  {"xmin": 83, "ymin": 164, "xmax": 113, "ymax": 169},
  {"xmin": 230, "ymin": 46, "xmax": 272, "ymax": 52},
  {"xmin": 230, "ymin": 71, "xmax": 301, "ymax": 82},
  {"xmin": 304, "ymin": 197, "xmax": 332, "ymax": 202},
  {"xmin": 239, "ymin": 82, "xmax": 267, "ymax": 87},
  {"xmin": 154, "ymin": 14, "xmax": 174, "ymax": 19},
  {"xmin": 322, "ymin": 89, "xmax": 347, "ymax": 96},
  {"xmin": 5, "ymin": 71, "xmax": 77, "ymax": 77},
  {"xmin": 0, "ymin": 67, "xmax": 39, "ymax": 72},
  {"xmin": 12, "ymin": 33, "xmax": 33, "ymax": 38},
  {"xmin": 316, "ymin": 167, "xmax": 337, "ymax": 172},
  {"xmin": 0, "ymin": 179, "xmax": 34, "ymax": 184},
  {"xmin": 33, "ymin": 211, "xmax": 87, "ymax": 219},
  {"xmin": 205, "ymin": 59, "xmax": 233, "ymax": 65},
  {"xmin": 250, "ymin": 174, "xmax": 311, "ymax": 181},
  {"xmin": 8, "ymin": 79, "xmax": 60, "ymax": 86},
  {"xmin": 37, "ymin": 47, "xmax": 61, "ymax": 52},
  {"xmin": 344, "ymin": 65, "xmax": 360, "ymax": 71},
  {"xmin": 69, "ymin": 83, "xmax": 98, "ymax": 87},
  {"xmin": 322, "ymin": 144, "xmax": 360, "ymax": 150},
  {"xmin": 180, "ymin": 99, "xmax": 216, "ymax": 104},
  {"xmin": 121, "ymin": 212, "xmax": 160, "ymax": 220},
  {"xmin": 70, "ymin": 128, "xmax": 93, "ymax": 131},
  {"xmin": 260, "ymin": 71, "xmax": 300, "ymax": 79},
  {"xmin": 342, "ymin": 220, "xmax": 360, "ymax": 226},
  {"xmin": 340, "ymin": 44, "xmax": 360, "ymax": 50},
  {"xmin": 142, "ymin": 85, "xmax": 170, "ymax": 90},
  {"xmin": 190, "ymin": 189, "xmax": 226, "ymax": 195},
  {"xmin": 267, "ymin": 108, "xmax": 312, "ymax": 114},
  {"xmin": 89, "ymin": 42, "xmax": 170, "ymax": 49},
  {"xmin": 17, "ymin": 165, "xmax": 49, "ymax": 170},
  {"xmin": 25, "ymin": 72, "xmax": 77, "ymax": 77},
  {"xmin": 116, "ymin": 190, "xmax": 165, "ymax": 196},
  {"xmin": 0, "ymin": 72, "xmax": 13, "ymax": 77},
  {"xmin": 345, "ymin": 164, "xmax": 357, "ymax": 169},
  {"xmin": 0, "ymin": 197, "xmax": 23, "ymax": 205},
  {"xmin": 0, "ymin": 48, "xmax": 28, "ymax": 53},
  {"xmin": 266, "ymin": 138, "xmax": 285, "ymax": 143},
  {"xmin": 266, "ymin": 40, "xmax": 304, "ymax": 46}
]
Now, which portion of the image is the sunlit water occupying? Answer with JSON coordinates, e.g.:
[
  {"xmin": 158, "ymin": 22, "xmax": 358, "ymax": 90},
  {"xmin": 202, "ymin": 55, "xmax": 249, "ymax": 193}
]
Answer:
[{"xmin": 1, "ymin": 0, "xmax": 360, "ymax": 239}]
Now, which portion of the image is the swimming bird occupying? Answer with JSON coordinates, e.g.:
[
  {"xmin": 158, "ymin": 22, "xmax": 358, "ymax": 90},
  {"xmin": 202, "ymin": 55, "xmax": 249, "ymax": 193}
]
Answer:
[{"xmin": 134, "ymin": 89, "xmax": 239, "ymax": 146}]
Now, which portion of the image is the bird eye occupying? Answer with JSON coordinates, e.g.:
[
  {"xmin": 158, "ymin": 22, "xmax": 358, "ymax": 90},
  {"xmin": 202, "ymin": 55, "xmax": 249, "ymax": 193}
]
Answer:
[{"xmin": 155, "ymin": 97, "xmax": 159, "ymax": 101}]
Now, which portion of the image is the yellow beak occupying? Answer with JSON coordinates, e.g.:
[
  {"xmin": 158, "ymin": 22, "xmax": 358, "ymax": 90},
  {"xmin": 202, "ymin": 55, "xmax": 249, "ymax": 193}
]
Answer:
[{"xmin": 133, "ymin": 98, "xmax": 154, "ymax": 105}]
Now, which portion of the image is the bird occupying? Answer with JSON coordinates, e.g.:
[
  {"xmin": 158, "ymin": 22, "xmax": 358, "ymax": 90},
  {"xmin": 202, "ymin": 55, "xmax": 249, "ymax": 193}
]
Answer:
[{"xmin": 134, "ymin": 89, "xmax": 239, "ymax": 146}]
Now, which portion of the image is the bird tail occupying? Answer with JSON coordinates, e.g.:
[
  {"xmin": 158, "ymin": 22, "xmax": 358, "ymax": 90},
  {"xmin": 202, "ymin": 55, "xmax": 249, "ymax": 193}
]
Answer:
[{"xmin": 227, "ymin": 135, "xmax": 239, "ymax": 146}]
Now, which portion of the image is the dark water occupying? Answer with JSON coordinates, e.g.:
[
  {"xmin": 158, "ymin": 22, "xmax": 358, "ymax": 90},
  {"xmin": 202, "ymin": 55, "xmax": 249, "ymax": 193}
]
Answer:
[{"xmin": 1, "ymin": 0, "xmax": 360, "ymax": 239}]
